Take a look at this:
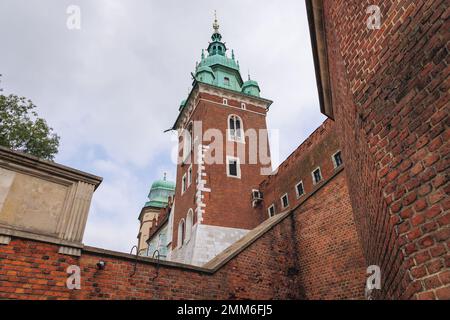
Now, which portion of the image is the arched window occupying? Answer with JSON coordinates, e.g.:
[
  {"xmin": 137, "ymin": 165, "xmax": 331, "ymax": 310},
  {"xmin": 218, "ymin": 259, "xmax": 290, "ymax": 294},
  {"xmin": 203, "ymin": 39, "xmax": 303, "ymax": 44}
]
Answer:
[
  {"xmin": 177, "ymin": 219, "xmax": 185, "ymax": 248},
  {"xmin": 185, "ymin": 209, "xmax": 193, "ymax": 242},
  {"xmin": 228, "ymin": 115, "xmax": 243, "ymax": 142}
]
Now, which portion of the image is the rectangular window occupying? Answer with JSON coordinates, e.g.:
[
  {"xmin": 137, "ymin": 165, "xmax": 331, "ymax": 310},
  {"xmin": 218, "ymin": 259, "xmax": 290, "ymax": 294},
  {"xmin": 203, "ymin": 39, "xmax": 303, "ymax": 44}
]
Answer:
[
  {"xmin": 333, "ymin": 151, "xmax": 343, "ymax": 168},
  {"xmin": 223, "ymin": 98, "xmax": 228, "ymax": 105},
  {"xmin": 268, "ymin": 204, "xmax": 275, "ymax": 217},
  {"xmin": 281, "ymin": 193, "xmax": 289, "ymax": 209},
  {"xmin": 181, "ymin": 174, "xmax": 187, "ymax": 194},
  {"xmin": 224, "ymin": 77, "xmax": 230, "ymax": 86},
  {"xmin": 295, "ymin": 181, "xmax": 305, "ymax": 198},
  {"xmin": 226, "ymin": 156, "xmax": 241, "ymax": 178},
  {"xmin": 187, "ymin": 165, "xmax": 192, "ymax": 187},
  {"xmin": 241, "ymin": 102, "xmax": 246, "ymax": 109},
  {"xmin": 312, "ymin": 168, "xmax": 322, "ymax": 185}
]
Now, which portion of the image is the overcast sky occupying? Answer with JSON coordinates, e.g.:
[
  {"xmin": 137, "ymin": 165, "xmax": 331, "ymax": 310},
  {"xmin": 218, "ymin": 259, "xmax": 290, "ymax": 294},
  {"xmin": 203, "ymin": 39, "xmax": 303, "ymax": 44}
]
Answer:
[{"xmin": 0, "ymin": 0, "xmax": 325, "ymax": 252}]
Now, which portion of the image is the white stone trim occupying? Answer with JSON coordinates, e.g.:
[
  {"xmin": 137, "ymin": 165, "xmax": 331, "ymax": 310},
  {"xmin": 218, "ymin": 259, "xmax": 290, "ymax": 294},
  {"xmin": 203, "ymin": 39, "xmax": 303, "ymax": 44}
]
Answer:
[
  {"xmin": 295, "ymin": 180, "xmax": 305, "ymax": 198},
  {"xmin": 267, "ymin": 204, "xmax": 275, "ymax": 218},
  {"xmin": 280, "ymin": 193, "xmax": 289, "ymax": 209},
  {"xmin": 312, "ymin": 167, "xmax": 323, "ymax": 185},
  {"xmin": 196, "ymin": 144, "xmax": 211, "ymax": 224},
  {"xmin": 332, "ymin": 150, "xmax": 343, "ymax": 168}
]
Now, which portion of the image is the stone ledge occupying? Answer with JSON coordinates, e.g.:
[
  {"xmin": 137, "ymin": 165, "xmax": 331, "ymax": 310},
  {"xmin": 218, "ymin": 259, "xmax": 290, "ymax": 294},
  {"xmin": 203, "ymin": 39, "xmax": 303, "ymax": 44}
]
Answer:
[
  {"xmin": 0, "ymin": 227, "xmax": 84, "ymax": 249},
  {"xmin": 0, "ymin": 146, "xmax": 102, "ymax": 189}
]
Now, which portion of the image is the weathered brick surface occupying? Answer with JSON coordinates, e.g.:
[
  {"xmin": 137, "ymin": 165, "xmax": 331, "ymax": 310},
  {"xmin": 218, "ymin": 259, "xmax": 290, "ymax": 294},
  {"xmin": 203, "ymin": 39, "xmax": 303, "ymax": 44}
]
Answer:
[
  {"xmin": 0, "ymin": 169, "xmax": 365, "ymax": 300},
  {"xmin": 322, "ymin": 0, "xmax": 449, "ymax": 299}
]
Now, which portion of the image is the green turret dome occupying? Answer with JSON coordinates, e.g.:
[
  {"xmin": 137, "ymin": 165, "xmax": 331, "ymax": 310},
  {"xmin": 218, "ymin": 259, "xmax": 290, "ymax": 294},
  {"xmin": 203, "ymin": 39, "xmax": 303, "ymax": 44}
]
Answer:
[
  {"xmin": 196, "ymin": 65, "xmax": 215, "ymax": 84},
  {"xmin": 242, "ymin": 77, "xmax": 261, "ymax": 97},
  {"xmin": 145, "ymin": 176, "xmax": 175, "ymax": 209}
]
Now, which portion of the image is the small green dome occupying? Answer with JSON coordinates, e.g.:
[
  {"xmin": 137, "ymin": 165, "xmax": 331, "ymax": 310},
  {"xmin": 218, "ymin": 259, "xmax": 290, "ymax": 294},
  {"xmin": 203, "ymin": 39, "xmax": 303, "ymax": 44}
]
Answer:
[
  {"xmin": 145, "ymin": 178, "xmax": 175, "ymax": 208},
  {"xmin": 242, "ymin": 79, "xmax": 261, "ymax": 97}
]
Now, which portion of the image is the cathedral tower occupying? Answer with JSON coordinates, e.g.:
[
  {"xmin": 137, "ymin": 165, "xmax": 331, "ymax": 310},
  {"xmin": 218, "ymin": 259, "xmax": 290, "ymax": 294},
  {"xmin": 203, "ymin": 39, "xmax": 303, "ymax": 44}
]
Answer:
[{"xmin": 162, "ymin": 14, "xmax": 273, "ymax": 265}]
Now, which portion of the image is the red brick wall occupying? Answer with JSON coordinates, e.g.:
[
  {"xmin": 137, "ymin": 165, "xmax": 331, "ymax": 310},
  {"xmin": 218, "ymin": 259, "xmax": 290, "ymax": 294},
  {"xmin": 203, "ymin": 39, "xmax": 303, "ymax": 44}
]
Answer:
[
  {"xmin": 322, "ymin": 0, "xmax": 449, "ymax": 299},
  {"xmin": 258, "ymin": 119, "xmax": 341, "ymax": 217},
  {"xmin": 0, "ymin": 169, "xmax": 365, "ymax": 300}
]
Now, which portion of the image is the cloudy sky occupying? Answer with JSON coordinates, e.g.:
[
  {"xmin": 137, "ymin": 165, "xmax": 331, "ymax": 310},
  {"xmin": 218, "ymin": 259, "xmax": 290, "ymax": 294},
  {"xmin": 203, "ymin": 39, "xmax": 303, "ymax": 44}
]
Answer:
[{"xmin": 0, "ymin": 0, "xmax": 325, "ymax": 252}]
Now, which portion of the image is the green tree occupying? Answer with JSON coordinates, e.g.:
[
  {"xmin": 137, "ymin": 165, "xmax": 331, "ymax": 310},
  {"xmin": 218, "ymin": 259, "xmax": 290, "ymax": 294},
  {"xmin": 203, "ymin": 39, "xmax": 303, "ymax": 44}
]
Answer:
[{"xmin": 0, "ymin": 75, "xmax": 60, "ymax": 161}]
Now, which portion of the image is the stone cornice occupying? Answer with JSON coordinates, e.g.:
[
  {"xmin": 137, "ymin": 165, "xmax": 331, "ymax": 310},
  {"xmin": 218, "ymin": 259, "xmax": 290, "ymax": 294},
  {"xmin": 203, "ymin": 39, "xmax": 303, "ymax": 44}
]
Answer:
[{"xmin": 0, "ymin": 146, "xmax": 102, "ymax": 190}]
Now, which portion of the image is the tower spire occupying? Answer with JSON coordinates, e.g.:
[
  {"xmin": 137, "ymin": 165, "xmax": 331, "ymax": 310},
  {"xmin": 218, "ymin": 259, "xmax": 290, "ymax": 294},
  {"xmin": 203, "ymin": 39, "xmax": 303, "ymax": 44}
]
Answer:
[{"xmin": 213, "ymin": 10, "xmax": 219, "ymax": 33}]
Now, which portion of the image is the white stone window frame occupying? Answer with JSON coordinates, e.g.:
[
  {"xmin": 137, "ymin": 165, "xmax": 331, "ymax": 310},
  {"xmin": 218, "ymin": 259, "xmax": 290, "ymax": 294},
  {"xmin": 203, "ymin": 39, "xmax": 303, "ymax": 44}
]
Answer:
[
  {"xmin": 226, "ymin": 155, "xmax": 241, "ymax": 179},
  {"xmin": 177, "ymin": 218, "xmax": 185, "ymax": 248},
  {"xmin": 227, "ymin": 114, "xmax": 245, "ymax": 143},
  {"xmin": 181, "ymin": 173, "xmax": 187, "ymax": 195},
  {"xmin": 223, "ymin": 98, "xmax": 228, "ymax": 105},
  {"xmin": 187, "ymin": 164, "xmax": 193, "ymax": 188},
  {"xmin": 332, "ymin": 150, "xmax": 343, "ymax": 169},
  {"xmin": 241, "ymin": 102, "xmax": 246, "ymax": 110},
  {"xmin": 295, "ymin": 180, "xmax": 305, "ymax": 198},
  {"xmin": 312, "ymin": 167, "xmax": 323, "ymax": 185},
  {"xmin": 185, "ymin": 209, "xmax": 193, "ymax": 243},
  {"xmin": 267, "ymin": 204, "xmax": 275, "ymax": 218},
  {"xmin": 280, "ymin": 193, "xmax": 289, "ymax": 209}
]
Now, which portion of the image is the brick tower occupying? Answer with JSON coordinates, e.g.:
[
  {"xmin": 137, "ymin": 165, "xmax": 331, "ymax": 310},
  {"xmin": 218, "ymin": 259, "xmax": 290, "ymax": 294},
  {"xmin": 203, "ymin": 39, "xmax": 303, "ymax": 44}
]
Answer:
[{"xmin": 166, "ymin": 14, "xmax": 273, "ymax": 265}]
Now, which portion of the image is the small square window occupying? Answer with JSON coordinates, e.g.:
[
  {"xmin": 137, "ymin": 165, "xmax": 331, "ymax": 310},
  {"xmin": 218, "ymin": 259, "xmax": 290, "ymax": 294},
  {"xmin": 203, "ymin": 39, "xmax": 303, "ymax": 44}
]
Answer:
[
  {"xmin": 223, "ymin": 98, "xmax": 228, "ymax": 105},
  {"xmin": 333, "ymin": 151, "xmax": 343, "ymax": 168},
  {"xmin": 227, "ymin": 156, "xmax": 241, "ymax": 178},
  {"xmin": 268, "ymin": 204, "xmax": 275, "ymax": 217},
  {"xmin": 224, "ymin": 77, "xmax": 230, "ymax": 86},
  {"xmin": 312, "ymin": 168, "xmax": 322, "ymax": 185},
  {"xmin": 281, "ymin": 194, "xmax": 289, "ymax": 209},
  {"xmin": 295, "ymin": 181, "xmax": 304, "ymax": 198}
]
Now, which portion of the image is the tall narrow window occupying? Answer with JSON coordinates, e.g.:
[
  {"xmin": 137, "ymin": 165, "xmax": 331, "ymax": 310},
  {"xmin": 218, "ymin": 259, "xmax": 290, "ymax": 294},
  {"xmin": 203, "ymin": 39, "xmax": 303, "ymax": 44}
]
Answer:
[
  {"xmin": 185, "ymin": 209, "xmax": 193, "ymax": 242},
  {"xmin": 223, "ymin": 98, "xmax": 228, "ymax": 105},
  {"xmin": 268, "ymin": 204, "xmax": 275, "ymax": 217},
  {"xmin": 281, "ymin": 194, "xmax": 289, "ymax": 209},
  {"xmin": 228, "ymin": 115, "xmax": 243, "ymax": 142},
  {"xmin": 333, "ymin": 151, "xmax": 343, "ymax": 168},
  {"xmin": 312, "ymin": 167, "xmax": 322, "ymax": 185},
  {"xmin": 187, "ymin": 165, "xmax": 192, "ymax": 187},
  {"xmin": 226, "ymin": 156, "xmax": 241, "ymax": 178},
  {"xmin": 177, "ymin": 219, "xmax": 185, "ymax": 248},
  {"xmin": 295, "ymin": 181, "xmax": 305, "ymax": 198},
  {"xmin": 181, "ymin": 173, "xmax": 187, "ymax": 194}
]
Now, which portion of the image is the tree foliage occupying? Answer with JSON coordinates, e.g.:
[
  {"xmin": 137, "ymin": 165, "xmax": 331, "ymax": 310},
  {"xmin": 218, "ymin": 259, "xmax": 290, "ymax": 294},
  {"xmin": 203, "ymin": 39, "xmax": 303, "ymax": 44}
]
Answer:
[{"xmin": 0, "ymin": 75, "xmax": 60, "ymax": 161}]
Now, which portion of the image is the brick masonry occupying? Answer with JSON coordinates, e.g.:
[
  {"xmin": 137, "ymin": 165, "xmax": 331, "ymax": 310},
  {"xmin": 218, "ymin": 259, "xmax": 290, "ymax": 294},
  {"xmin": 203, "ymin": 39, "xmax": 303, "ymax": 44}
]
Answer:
[
  {"xmin": 0, "ymin": 167, "xmax": 365, "ymax": 300},
  {"xmin": 321, "ymin": 0, "xmax": 449, "ymax": 299}
]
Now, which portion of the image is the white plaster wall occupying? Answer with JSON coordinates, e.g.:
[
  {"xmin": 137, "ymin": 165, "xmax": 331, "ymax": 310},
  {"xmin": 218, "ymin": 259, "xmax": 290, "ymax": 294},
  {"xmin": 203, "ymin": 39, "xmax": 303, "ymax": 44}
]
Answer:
[{"xmin": 171, "ymin": 224, "xmax": 249, "ymax": 266}]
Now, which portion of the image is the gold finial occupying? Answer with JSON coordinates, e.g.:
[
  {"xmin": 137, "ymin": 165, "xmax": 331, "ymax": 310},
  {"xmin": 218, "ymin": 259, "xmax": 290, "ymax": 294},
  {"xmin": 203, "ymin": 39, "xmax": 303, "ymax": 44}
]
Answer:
[{"xmin": 213, "ymin": 10, "xmax": 220, "ymax": 33}]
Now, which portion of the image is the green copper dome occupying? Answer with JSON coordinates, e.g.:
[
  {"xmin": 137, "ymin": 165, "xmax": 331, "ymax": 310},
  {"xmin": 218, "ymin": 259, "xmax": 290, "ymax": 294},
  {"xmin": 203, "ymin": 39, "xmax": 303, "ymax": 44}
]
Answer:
[
  {"xmin": 179, "ymin": 13, "xmax": 264, "ymax": 113},
  {"xmin": 242, "ymin": 77, "xmax": 261, "ymax": 97},
  {"xmin": 193, "ymin": 13, "xmax": 245, "ymax": 92},
  {"xmin": 144, "ymin": 176, "xmax": 175, "ymax": 209}
]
